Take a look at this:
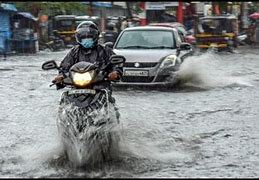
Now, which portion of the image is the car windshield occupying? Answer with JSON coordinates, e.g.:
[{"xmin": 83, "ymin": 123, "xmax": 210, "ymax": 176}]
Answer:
[
  {"xmin": 199, "ymin": 18, "xmax": 235, "ymax": 34},
  {"xmin": 56, "ymin": 20, "xmax": 75, "ymax": 31},
  {"xmin": 115, "ymin": 30, "xmax": 176, "ymax": 49}
]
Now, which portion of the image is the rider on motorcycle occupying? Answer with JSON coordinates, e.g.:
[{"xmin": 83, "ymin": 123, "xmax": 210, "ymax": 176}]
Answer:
[{"xmin": 54, "ymin": 21, "xmax": 123, "ymax": 90}]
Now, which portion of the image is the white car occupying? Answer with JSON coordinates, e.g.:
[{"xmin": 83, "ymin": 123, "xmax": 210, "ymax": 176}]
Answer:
[{"xmin": 110, "ymin": 26, "xmax": 193, "ymax": 89}]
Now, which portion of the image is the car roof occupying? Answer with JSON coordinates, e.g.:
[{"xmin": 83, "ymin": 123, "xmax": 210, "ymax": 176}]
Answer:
[
  {"xmin": 149, "ymin": 22, "xmax": 185, "ymax": 28},
  {"xmin": 75, "ymin": 16, "xmax": 100, "ymax": 20},
  {"xmin": 54, "ymin": 15, "xmax": 76, "ymax": 20},
  {"xmin": 123, "ymin": 26, "xmax": 177, "ymax": 31}
]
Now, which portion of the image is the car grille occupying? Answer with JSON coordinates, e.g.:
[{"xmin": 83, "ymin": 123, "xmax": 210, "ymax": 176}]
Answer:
[
  {"xmin": 121, "ymin": 75, "xmax": 168, "ymax": 83},
  {"xmin": 124, "ymin": 62, "xmax": 158, "ymax": 68}
]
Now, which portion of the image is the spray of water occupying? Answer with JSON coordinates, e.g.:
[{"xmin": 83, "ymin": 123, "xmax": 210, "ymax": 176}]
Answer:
[
  {"xmin": 176, "ymin": 51, "xmax": 254, "ymax": 89},
  {"xmin": 56, "ymin": 99, "xmax": 122, "ymax": 168}
]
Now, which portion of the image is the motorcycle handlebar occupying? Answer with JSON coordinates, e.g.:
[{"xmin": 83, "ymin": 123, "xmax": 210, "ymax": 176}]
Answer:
[
  {"xmin": 50, "ymin": 71, "xmax": 112, "ymax": 90},
  {"xmin": 51, "ymin": 62, "xmax": 119, "ymax": 89}
]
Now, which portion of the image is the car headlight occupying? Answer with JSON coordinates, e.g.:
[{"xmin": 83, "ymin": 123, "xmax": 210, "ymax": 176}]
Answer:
[
  {"xmin": 160, "ymin": 55, "xmax": 177, "ymax": 68},
  {"xmin": 71, "ymin": 71, "xmax": 94, "ymax": 87}
]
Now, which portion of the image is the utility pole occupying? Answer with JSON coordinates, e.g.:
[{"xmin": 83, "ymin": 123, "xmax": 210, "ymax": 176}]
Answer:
[
  {"xmin": 126, "ymin": 1, "xmax": 132, "ymax": 18},
  {"xmin": 241, "ymin": 2, "xmax": 249, "ymax": 31},
  {"xmin": 212, "ymin": 1, "xmax": 220, "ymax": 15},
  {"xmin": 88, "ymin": 1, "xmax": 93, "ymax": 16},
  {"xmin": 177, "ymin": 1, "xmax": 183, "ymax": 23},
  {"xmin": 139, "ymin": 2, "xmax": 147, "ymax": 25}
]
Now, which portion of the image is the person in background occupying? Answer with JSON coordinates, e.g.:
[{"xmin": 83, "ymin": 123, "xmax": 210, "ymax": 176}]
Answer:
[
  {"xmin": 103, "ymin": 23, "xmax": 119, "ymax": 44},
  {"xmin": 120, "ymin": 17, "xmax": 128, "ymax": 31},
  {"xmin": 127, "ymin": 18, "xmax": 134, "ymax": 27}
]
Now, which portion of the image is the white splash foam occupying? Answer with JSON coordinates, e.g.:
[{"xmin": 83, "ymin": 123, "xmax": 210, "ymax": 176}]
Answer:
[{"xmin": 177, "ymin": 51, "xmax": 254, "ymax": 89}]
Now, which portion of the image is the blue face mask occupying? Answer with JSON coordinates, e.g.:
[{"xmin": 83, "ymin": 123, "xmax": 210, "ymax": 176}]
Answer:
[{"xmin": 80, "ymin": 38, "xmax": 95, "ymax": 48}]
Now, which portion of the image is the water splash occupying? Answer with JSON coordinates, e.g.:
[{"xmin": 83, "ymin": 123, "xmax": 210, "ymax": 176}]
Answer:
[
  {"xmin": 56, "ymin": 99, "xmax": 122, "ymax": 168},
  {"xmin": 177, "ymin": 51, "xmax": 254, "ymax": 89}
]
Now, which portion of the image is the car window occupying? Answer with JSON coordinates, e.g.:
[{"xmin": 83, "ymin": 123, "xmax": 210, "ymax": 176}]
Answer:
[
  {"xmin": 172, "ymin": 29, "xmax": 181, "ymax": 46},
  {"xmin": 115, "ymin": 30, "xmax": 176, "ymax": 49}
]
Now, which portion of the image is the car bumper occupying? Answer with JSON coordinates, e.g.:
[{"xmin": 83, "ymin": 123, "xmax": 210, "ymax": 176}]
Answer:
[
  {"xmin": 197, "ymin": 44, "xmax": 228, "ymax": 48},
  {"xmin": 112, "ymin": 79, "xmax": 179, "ymax": 90}
]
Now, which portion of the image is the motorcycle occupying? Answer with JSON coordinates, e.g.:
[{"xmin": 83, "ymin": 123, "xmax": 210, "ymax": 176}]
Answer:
[
  {"xmin": 41, "ymin": 55, "xmax": 126, "ymax": 167},
  {"xmin": 39, "ymin": 30, "xmax": 65, "ymax": 52},
  {"xmin": 45, "ymin": 36, "xmax": 65, "ymax": 52}
]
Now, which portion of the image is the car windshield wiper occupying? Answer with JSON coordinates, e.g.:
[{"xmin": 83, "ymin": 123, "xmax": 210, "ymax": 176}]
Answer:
[
  {"xmin": 119, "ymin": 45, "xmax": 151, "ymax": 49},
  {"xmin": 149, "ymin": 46, "xmax": 175, "ymax": 49}
]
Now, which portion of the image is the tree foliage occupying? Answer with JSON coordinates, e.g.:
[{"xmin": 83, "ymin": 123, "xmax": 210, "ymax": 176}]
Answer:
[{"xmin": 13, "ymin": 2, "xmax": 87, "ymax": 17}]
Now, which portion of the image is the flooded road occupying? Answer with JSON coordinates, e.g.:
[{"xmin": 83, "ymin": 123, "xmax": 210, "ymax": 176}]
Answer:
[{"xmin": 0, "ymin": 47, "xmax": 259, "ymax": 178}]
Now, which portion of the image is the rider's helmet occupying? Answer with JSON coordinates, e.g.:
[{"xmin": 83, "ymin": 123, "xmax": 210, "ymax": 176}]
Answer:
[
  {"xmin": 75, "ymin": 21, "xmax": 100, "ymax": 48},
  {"xmin": 107, "ymin": 22, "xmax": 115, "ymax": 31}
]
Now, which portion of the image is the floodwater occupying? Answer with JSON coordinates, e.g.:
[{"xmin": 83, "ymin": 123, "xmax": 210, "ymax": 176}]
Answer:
[{"xmin": 0, "ymin": 47, "xmax": 259, "ymax": 178}]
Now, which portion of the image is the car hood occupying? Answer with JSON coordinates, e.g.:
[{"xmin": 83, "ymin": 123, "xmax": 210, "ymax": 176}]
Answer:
[{"xmin": 113, "ymin": 49, "xmax": 178, "ymax": 63}]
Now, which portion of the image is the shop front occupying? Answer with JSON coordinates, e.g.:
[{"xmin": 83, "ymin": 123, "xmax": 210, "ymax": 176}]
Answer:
[
  {"xmin": 0, "ymin": 3, "xmax": 17, "ymax": 55},
  {"xmin": 11, "ymin": 12, "xmax": 39, "ymax": 53}
]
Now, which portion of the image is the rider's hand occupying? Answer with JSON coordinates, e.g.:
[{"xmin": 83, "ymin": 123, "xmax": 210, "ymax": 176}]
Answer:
[
  {"xmin": 53, "ymin": 75, "xmax": 64, "ymax": 84},
  {"xmin": 108, "ymin": 71, "xmax": 119, "ymax": 81}
]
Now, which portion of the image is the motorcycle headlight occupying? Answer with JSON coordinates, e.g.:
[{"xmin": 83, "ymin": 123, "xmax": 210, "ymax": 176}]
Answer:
[
  {"xmin": 160, "ymin": 55, "xmax": 177, "ymax": 68},
  {"xmin": 71, "ymin": 71, "xmax": 94, "ymax": 87}
]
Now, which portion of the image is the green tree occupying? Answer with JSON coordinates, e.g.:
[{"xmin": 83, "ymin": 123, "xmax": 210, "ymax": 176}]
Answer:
[{"xmin": 13, "ymin": 2, "xmax": 87, "ymax": 17}]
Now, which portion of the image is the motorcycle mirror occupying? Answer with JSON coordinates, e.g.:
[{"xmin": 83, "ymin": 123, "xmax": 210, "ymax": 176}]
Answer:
[
  {"xmin": 42, "ymin": 60, "xmax": 58, "ymax": 70},
  {"xmin": 179, "ymin": 43, "xmax": 192, "ymax": 51},
  {"xmin": 110, "ymin": 55, "xmax": 126, "ymax": 65}
]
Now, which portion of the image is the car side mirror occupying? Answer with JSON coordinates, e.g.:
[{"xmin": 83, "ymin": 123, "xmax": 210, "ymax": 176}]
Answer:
[
  {"xmin": 110, "ymin": 55, "xmax": 126, "ymax": 65},
  {"xmin": 105, "ymin": 42, "xmax": 114, "ymax": 48},
  {"xmin": 42, "ymin": 60, "xmax": 58, "ymax": 70},
  {"xmin": 179, "ymin": 43, "xmax": 192, "ymax": 51}
]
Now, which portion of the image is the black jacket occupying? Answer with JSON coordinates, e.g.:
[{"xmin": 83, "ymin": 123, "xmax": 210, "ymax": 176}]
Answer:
[{"xmin": 59, "ymin": 44, "xmax": 123, "ymax": 89}]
